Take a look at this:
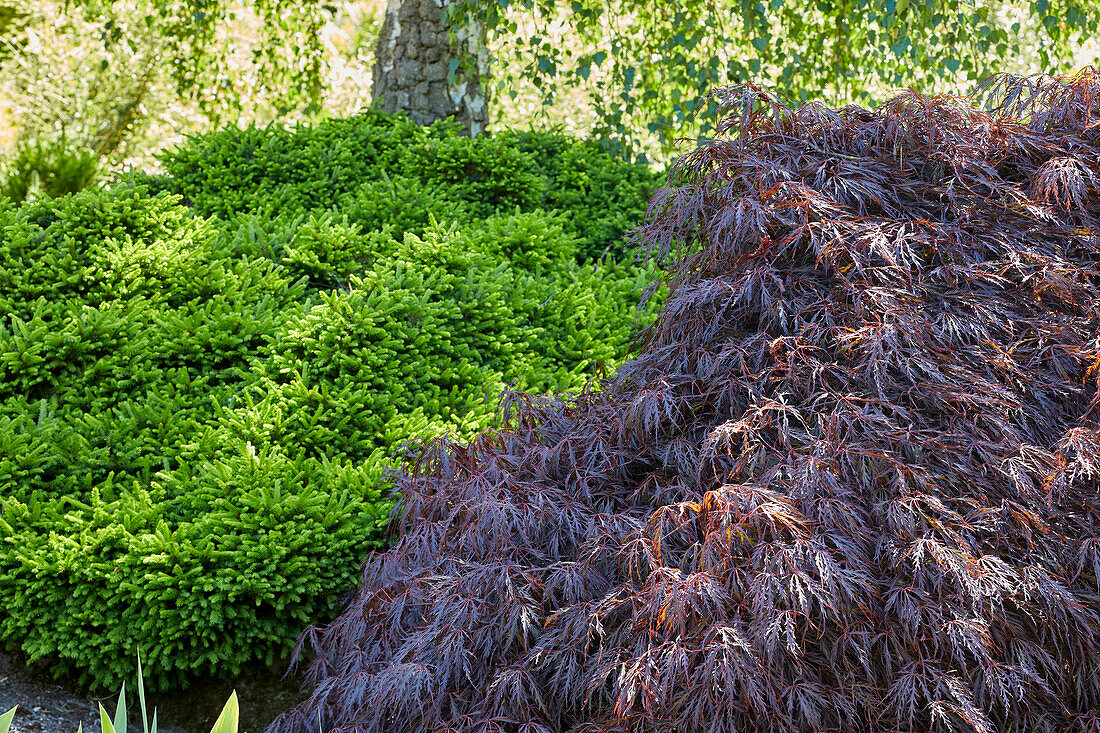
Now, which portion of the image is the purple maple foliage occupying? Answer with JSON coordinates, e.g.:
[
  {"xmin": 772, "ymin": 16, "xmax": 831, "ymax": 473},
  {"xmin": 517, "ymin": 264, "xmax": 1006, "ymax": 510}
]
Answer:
[{"xmin": 270, "ymin": 70, "xmax": 1100, "ymax": 733}]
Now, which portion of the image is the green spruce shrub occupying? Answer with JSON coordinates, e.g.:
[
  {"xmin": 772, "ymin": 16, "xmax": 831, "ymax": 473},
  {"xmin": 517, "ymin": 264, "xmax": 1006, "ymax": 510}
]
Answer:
[
  {"xmin": 0, "ymin": 187, "xmax": 386, "ymax": 690},
  {"xmin": 338, "ymin": 173, "xmax": 471, "ymax": 242},
  {"xmin": 0, "ymin": 118, "xmax": 663, "ymax": 694},
  {"xmin": 0, "ymin": 136, "xmax": 99, "ymax": 203},
  {"xmin": 223, "ymin": 213, "xmax": 657, "ymax": 466},
  {"xmin": 400, "ymin": 126, "xmax": 544, "ymax": 216},
  {"xmin": 445, "ymin": 211, "xmax": 660, "ymax": 390},
  {"xmin": 156, "ymin": 111, "xmax": 663, "ymax": 260},
  {"xmin": 503, "ymin": 129, "xmax": 663, "ymax": 259},
  {"xmin": 272, "ymin": 213, "xmax": 396, "ymax": 290},
  {"xmin": 154, "ymin": 111, "xmax": 422, "ymax": 219}
]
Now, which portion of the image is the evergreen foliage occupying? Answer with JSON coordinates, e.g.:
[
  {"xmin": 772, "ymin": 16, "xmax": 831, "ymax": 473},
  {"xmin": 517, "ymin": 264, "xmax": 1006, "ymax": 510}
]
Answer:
[
  {"xmin": 504, "ymin": 130, "xmax": 663, "ymax": 260},
  {"xmin": 0, "ymin": 136, "xmax": 99, "ymax": 203},
  {"xmin": 0, "ymin": 187, "xmax": 379, "ymax": 689},
  {"xmin": 153, "ymin": 114, "xmax": 662, "ymax": 260},
  {"xmin": 150, "ymin": 112, "xmax": 423, "ymax": 219},
  {"xmin": 271, "ymin": 69, "xmax": 1100, "ymax": 733},
  {"xmin": 0, "ymin": 115, "xmax": 662, "ymax": 691}
]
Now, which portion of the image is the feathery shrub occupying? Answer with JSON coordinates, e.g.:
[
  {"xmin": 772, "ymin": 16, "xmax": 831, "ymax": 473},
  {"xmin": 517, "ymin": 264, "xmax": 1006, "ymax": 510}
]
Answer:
[
  {"xmin": 0, "ymin": 169, "xmax": 659, "ymax": 689},
  {"xmin": 0, "ymin": 135, "xmax": 99, "ymax": 203},
  {"xmin": 503, "ymin": 129, "xmax": 666, "ymax": 260},
  {"xmin": 0, "ymin": 186, "xmax": 388, "ymax": 689},
  {"xmin": 148, "ymin": 112, "xmax": 422, "ymax": 219},
  {"xmin": 271, "ymin": 69, "xmax": 1100, "ymax": 733},
  {"xmin": 153, "ymin": 114, "xmax": 661, "ymax": 260}
]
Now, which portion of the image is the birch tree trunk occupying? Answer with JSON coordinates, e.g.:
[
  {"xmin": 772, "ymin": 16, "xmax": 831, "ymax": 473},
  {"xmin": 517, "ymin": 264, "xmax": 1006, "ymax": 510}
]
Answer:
[{"xmin": 370, "ymin": 0, "xmax": 489, "ymax": 136}]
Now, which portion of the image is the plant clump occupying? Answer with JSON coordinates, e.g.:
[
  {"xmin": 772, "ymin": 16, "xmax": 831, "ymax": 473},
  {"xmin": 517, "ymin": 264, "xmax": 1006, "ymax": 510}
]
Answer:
[
  {"xmin": 271, "ymin": 69, "xmax": 1100, "ymax": 733},
  {"xmin": 0, "ymin": 115, "xmax": 661, "ymax": 691},
  {"xmin": 150, "ymin": 114, "xmax": 661, "ymax": 261}
]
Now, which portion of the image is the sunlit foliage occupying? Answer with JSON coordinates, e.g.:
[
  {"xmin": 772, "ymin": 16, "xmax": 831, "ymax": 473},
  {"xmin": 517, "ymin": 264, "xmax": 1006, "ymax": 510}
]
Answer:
[
  {"xmin": 455, "ymin": 0, "xmax": 1099, "ymax": 155},
  {"xmin": 0, "ymin": 116, "xmax": 661, "ymax": 692}
]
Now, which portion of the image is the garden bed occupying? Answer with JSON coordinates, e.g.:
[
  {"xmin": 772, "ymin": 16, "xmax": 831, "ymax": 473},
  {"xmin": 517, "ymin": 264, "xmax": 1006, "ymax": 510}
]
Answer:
[{"xmin": 0, "ymin": 651, "xmax": 303, "ymax": 733}]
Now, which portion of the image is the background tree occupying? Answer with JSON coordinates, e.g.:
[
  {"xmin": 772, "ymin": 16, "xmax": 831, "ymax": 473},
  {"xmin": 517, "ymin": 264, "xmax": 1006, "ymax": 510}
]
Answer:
[
  {"xmin": 0, "ymin": 0, "xmax": 379, "ymax": 191},
  {"xmin": 2, "ymin": 0, "xmax": 1098, "ymax": 155},
  {"xmin": 371, "ymin": 0, "xmax": 489, "ymax": 135},
  {"xmin": 452, "ymin": 0, "xmax": 1100, "ymax": 153},
  {"xmin": 318, "ymin": 0, "xmax": 1100, "ymax": 142}
]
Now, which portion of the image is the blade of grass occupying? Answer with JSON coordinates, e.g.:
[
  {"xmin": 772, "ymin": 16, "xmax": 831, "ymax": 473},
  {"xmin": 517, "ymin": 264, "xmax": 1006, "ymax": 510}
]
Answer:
[
  {"xmin": 99, "ymin": 703, "xmax": 115, "ymax": 733},
  {"xmin": 137, "ymin": 654, "xmax": 149, "ymax": 733},
  {"xmin": 112, "ymin": 682, "xmax": 127, "ymax": 733},
  {"xmin": 208, "ymin": 691, "xmax": 239, "ymax": 733},
  {"xmin": 0, "ymin": 706, "xmax": 15, "ymax": 733}
]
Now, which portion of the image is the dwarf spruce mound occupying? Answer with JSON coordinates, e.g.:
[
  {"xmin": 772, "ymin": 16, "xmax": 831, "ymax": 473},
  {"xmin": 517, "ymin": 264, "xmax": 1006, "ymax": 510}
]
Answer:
[
  {"xmin": 272, "ymin": 70, "xmax": 1100, "ymax": 733},
  {"xmin": 0, "ymin": 118, "xmax": 661, "ymax": 691},
  {"xmin": 151, "ymin": 111, "xmax": 661, "ymax": 261}
]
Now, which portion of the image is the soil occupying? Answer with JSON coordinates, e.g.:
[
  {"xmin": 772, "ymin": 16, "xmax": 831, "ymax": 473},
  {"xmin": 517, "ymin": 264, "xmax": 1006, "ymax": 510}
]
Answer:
[{"xmin": 0, "ymin": 652, "xmax": 308, "ymax": 733}]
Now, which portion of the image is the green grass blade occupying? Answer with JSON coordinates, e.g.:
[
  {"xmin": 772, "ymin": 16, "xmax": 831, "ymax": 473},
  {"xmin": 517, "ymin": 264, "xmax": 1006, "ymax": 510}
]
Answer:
[
  {"xmin": 137, "ymin": 654, "xmax": 149, "ymax": 733},
  {"xmin": 0, "ymin": 706, "xmax": 16, "ymax": 733},
  {"xmin": 150, "ymin": 709, "xmax": 158, "ymax": 733},
  {"xmin": 208, "ymin": 691, "xmax": 239, "ymax": 733},
  {"xmin": 112, "ymin": 682, "xmax": 127, "ymax": 733},
  {"xmin": 99, "ymin": 703, "xmax": 115, "ymax": 733}
]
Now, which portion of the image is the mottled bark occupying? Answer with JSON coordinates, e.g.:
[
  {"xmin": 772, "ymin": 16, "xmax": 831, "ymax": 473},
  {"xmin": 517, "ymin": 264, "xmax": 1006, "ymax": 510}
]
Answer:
[{"xmin": 371, "ymin": 0, "xmax": 489, "ymax": 136}]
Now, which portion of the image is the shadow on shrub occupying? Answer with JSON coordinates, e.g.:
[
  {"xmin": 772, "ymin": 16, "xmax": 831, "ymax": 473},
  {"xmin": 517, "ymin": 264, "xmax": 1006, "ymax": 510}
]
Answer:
[{"xmin": 154, "ymin": 113, "xmax": 663, "ymax": 261}]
